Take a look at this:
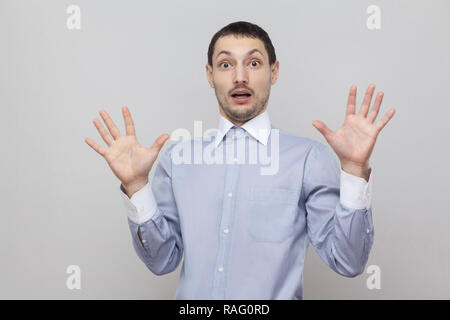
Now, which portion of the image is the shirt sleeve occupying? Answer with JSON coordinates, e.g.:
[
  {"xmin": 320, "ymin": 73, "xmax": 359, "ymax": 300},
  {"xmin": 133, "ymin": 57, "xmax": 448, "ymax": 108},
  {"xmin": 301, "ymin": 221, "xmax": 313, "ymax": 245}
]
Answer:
[
  {"xmin": 119, "ymin": 181, "xmax": 157, "ymax": 224},
  {"xmin": 302, "ymin": 142, "xmax": 374, "ymax": 278},
  {"xmin": 118, "ymin": 142, "xmax": 184, "ymax": 276},
  {"xmin": 339, "ymin": 167, "xmax": 373, "ymax": 210}
]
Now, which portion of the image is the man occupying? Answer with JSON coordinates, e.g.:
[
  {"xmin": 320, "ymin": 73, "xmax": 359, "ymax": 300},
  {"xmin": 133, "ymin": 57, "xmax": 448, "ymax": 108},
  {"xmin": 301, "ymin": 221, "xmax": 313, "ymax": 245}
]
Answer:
[{"xmin": 85, "ymin": 21, "xmax": 395, "ymax": 299}]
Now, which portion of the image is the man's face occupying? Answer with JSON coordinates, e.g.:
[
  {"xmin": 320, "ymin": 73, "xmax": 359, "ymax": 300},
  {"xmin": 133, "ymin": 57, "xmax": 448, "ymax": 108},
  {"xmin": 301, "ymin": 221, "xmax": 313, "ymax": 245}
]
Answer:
[{"xmin": 206, "ymin": 35, "xmax": 279, "ymax": 125}]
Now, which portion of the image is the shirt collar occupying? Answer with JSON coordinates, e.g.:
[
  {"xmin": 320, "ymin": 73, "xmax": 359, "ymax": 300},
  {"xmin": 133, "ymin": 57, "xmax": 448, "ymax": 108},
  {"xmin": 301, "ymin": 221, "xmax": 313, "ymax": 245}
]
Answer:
[{"xmin": 213, "ymin": 109, "xmax": 272, "ymax": 148}]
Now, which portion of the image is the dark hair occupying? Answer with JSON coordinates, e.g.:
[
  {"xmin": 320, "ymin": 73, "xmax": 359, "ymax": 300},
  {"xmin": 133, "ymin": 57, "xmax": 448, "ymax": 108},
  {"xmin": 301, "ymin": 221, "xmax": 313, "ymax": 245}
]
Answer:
[{"xmin": 207, "ymin": 21, "xmax": 276, "ymax": 67}]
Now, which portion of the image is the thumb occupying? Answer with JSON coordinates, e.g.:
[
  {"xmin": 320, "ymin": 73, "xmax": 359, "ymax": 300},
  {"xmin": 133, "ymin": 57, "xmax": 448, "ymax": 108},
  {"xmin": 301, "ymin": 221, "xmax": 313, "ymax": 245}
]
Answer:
[
  {"xmin": 312, "ymin": 120, "xmax": 332, "ymax": 138},
  {"xmin": 150, "ymin": 133, "xmax": 170, "ymax": 155}
]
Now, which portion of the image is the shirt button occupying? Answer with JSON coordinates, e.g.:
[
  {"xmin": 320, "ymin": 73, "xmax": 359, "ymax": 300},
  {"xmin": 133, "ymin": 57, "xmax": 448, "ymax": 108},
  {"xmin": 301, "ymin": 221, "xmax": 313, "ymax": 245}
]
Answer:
[
  {"xmin": 218, "ymin": 267, "xmax": 224, "ymax": 272},
  {"xmin": 227, "ymin": 192, "xmax": 233, "ymax": 198},
  {"xmin": 366, "ymin": 228, "xmax": 370, "ymax": 234},
  {"xmin": 140, "ymin": 206, "xmax": 145, "ymax": 212},
  {"xmin": 223, "ymin": 228, "xmax": 229, "ymax": 234},
  {"xmin": 142, "ymin": 239, "xmax": 147, "ymax": 244}
]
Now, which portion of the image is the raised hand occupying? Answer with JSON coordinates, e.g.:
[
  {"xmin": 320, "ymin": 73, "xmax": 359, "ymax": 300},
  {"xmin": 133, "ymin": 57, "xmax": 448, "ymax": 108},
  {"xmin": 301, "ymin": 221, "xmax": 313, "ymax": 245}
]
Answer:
[
  {"xmin": 85, "ymin": 106, "xmax": 169, "ymax": 196},
  {"xmin": 312, "ymin": 84, "xmax": 395, "ymax": 181}
]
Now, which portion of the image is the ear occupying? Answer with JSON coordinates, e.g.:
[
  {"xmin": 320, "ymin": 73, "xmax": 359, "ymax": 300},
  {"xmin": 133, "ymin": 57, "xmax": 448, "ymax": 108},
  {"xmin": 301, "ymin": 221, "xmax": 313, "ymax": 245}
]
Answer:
[
  {"xmin": 205, "ymin": 64, "xmax": 215, "ymax": 88},
  {"xmin": 270, "ymin": 60, "xmax": 279, "ymax": 85}
]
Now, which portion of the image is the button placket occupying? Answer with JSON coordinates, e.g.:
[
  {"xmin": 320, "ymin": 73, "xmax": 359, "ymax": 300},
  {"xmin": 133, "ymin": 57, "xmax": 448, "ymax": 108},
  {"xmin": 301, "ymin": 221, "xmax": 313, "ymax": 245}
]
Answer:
[{"xmin": 212, "ymin": 137, "xmax": 240, "ymax": 300}]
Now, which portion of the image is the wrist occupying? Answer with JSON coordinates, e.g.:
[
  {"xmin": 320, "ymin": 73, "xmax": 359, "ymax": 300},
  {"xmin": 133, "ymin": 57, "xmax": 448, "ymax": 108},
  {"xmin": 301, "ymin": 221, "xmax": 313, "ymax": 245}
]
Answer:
[
  {"xmin": 123, "ymin": 178, "xmax": 149, "ymax": 198},
  {"xmin": 340, "ymin": 161, "xmax": 371, "ymax": 181}
]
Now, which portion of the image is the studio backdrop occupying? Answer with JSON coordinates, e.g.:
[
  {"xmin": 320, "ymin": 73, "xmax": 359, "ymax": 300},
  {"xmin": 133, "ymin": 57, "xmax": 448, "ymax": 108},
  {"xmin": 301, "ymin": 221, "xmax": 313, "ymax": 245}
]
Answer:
[{"xmin": 0, "ymin": 0, "xmax": 449, "ymax": 299}]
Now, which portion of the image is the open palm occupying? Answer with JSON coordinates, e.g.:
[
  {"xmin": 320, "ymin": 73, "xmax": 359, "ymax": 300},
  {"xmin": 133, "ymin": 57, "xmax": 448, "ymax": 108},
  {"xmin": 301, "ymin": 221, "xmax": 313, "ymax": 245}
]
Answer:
[
  {"xmin": 85, "ymin": 107, "xmax": 169, "ymax": 188},
  {"xmin": 312, "ymin": 84, "xmax": 395, "ymax": 169}
]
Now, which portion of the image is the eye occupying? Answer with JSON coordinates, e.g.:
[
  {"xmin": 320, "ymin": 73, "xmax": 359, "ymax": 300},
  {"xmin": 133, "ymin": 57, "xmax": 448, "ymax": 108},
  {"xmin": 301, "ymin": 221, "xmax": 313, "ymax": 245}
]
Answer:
[
  {"xmin": 250, "ymin": 60, "xmax": 260, "ymax": 67},
  {"xmin": 220, "ymin": 62, "xmax": 230, "ymax": 68}
]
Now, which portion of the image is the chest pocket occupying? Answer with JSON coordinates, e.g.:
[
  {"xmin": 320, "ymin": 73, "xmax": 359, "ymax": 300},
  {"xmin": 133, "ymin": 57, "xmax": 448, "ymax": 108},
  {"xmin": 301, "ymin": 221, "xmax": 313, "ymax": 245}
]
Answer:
[{"xmin": 246, "ymin": 186, "xmax": 300, "ymax": 243}]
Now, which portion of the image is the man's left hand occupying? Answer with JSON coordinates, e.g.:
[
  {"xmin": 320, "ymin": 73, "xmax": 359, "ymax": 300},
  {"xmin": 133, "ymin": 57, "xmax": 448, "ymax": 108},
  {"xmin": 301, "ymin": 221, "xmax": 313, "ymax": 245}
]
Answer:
[{"xmin": 312, "ymin": 84, "xmax": 396, "ymax": 181}]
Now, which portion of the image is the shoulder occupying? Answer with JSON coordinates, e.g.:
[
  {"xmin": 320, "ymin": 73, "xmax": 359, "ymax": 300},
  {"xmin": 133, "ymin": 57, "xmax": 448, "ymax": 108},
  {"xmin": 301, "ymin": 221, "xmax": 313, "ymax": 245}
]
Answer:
[{"xmin": 274, "ymin": 125, "xmax": 328, "ymax": 153}]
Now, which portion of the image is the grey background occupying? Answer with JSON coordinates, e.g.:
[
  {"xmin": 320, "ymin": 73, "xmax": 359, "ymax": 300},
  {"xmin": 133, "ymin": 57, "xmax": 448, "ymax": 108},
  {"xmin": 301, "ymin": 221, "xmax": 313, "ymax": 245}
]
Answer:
[{"xmin": 0, "ymin": 0, "xmax": 449, "ymax": 299}]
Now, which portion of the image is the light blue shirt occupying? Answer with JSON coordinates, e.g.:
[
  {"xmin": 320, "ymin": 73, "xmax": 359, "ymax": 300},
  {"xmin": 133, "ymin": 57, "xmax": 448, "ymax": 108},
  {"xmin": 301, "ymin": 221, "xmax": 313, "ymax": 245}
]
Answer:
[{"xmin": 120, "ymin": 110, "xmax": 374, "ymax": 299}]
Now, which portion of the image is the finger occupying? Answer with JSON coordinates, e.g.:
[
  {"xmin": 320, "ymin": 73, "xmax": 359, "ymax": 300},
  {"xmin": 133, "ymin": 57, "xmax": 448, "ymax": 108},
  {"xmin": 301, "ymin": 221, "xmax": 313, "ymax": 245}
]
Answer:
[
  {"xmin": 85, "ymin": 137, "xmax": 107, "ymax": 157},
  {"xmin": 99, "ymin": 109, "xmax": 122, "ymax": 140},
  {"xmin": 312, "ymin": 120, "xmax": 333, "ymax": 138},
  {"xmin": 358, "ymin": 84, "xmax": 375, "ymax": 117},
  {"xmin": 375, "ymin": 108, "xmax": 396, "ymax": 133},
  {"xmin": 367, "ymin": 92, "xmax": 384, "ymax": 123},
  {"xmin": 345, "ymin": 85, "xmax": 357, "ymax": 117},
  {"xmin": 150, "ymin": 134, "xmax": 170, "ymax": 154},
  {"xmin": 93, "ymin": 118, "xmax": 114, "ymax": 146},
  {"xmin": 122, "ymin": 106, "xmax": 136, "ymax": 136}
]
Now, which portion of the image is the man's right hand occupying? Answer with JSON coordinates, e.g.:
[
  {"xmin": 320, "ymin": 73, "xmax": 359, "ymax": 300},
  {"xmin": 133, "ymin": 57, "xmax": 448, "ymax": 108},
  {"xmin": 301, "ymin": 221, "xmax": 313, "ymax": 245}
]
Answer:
[{"xmin": 85, "ymin": 106, "xmax": 170, "ymax": 198}]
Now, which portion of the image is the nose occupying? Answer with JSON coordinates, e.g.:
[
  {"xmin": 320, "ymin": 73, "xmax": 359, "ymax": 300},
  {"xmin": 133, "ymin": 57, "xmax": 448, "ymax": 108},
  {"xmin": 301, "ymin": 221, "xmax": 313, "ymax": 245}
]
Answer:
[{"xmin": 233, "ymin": 63, "xmax": 249, "ymax": 85}]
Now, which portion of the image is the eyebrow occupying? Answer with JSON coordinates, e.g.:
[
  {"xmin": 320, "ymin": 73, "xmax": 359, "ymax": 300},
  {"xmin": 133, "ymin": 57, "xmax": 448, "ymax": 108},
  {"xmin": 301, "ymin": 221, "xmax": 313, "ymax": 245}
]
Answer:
[{"xmin": 215, "ymin": 48, "xmax": 264, "ymax": 60}]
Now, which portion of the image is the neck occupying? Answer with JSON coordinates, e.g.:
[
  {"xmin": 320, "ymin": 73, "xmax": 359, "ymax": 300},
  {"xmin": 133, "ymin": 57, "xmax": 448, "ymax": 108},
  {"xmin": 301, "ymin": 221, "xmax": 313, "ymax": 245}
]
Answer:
[{"xmin": 219, "ymin": 106, "xmax": 267, "ymax": 127}]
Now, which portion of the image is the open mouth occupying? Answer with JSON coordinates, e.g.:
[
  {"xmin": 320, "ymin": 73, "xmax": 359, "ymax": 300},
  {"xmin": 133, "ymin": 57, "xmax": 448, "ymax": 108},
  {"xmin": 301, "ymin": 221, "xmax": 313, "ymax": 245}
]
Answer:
[
  {"xmin": 231, "ymin": 93, "xmax": 251, "ymax": 98},
  {"xmin": 231, "ymin": 92, "xmax": 252, "ymax": 104}
]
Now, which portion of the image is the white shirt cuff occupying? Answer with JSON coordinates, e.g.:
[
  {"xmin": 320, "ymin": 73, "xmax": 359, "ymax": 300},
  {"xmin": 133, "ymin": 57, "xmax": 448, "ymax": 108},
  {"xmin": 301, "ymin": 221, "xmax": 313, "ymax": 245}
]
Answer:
[
  {"xmin": 119, "ymin": 182, "xmax": 157, "ymax": 224},
  {"xmin": 339, "ymin": 167, "xmax": 373, "ymax": 210}
]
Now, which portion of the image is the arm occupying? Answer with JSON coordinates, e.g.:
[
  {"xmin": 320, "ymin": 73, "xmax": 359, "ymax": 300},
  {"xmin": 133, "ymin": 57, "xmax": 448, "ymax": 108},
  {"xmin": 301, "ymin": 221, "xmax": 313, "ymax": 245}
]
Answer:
[
  {"xmin": 308, "ymin": 84, "xmax": 394, "ymax": 275},
  {"xmin": 120, "ymin": 143, "xmax": 183, "ymax": 276},
  {"xmin": 302, "ymin": 143, "xmax": 374, "ymax": 277},
  {"xmin": 84, "ymin": 106, "xmax": 179, "ymax": 276}
]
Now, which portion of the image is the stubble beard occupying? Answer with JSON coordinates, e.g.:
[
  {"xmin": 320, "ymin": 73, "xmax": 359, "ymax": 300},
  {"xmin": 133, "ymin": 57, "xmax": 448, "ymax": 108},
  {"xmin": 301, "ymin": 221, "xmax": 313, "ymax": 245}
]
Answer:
[{"xmin": 215, "ymin": 87, "xmax": 270, "ymax": 124}]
